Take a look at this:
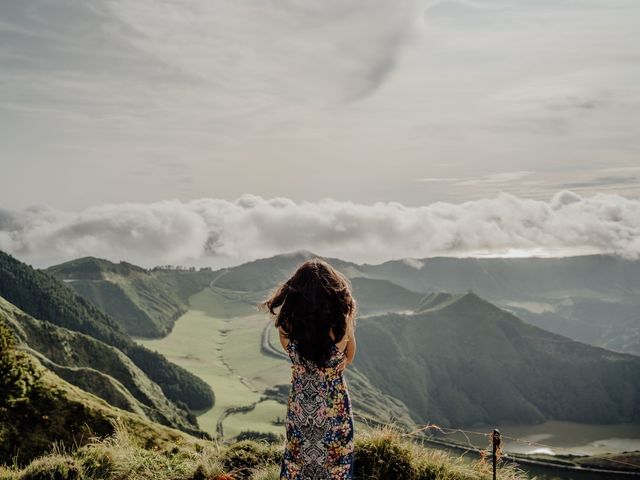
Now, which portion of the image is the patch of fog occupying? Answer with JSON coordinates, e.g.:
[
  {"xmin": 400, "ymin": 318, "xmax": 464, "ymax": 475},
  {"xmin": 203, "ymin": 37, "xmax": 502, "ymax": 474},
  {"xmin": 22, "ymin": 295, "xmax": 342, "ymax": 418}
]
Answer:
[
  {"xmin": 504, "ymin": 301, "xmax": 556, "ymax": 314},
  {"xmin": 588, "ymin": 437, "xmax": 640, "ymax": 452},
  {"xmin": 401, "ymin": 258, "xmax": 424, "ymax": 269},
  {"xmin": 528, "ymin": 447, "xmax": 556, "ymax": 456}
]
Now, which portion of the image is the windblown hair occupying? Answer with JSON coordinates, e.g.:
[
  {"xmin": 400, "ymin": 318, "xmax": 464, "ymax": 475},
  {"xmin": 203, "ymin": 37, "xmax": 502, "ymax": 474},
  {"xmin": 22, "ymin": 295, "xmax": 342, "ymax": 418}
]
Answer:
[{"xmin": 259, "ymin": 258, "xmax": 356, "ymax": 368}]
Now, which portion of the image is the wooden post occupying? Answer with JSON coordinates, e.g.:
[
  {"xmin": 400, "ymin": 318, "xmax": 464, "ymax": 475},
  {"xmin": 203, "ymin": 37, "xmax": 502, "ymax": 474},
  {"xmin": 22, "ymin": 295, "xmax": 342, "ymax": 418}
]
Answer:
[{"xmin": 492, "ymin": 429, "xmax": 501, "ymax": 480}]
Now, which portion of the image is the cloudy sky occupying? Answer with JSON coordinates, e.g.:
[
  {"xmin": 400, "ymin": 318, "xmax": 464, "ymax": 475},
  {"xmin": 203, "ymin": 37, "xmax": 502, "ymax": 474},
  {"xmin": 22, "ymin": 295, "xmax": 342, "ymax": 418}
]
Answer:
[{"xmin": 1, "ymin": 0, "xmax": 639, "ymax": 267}]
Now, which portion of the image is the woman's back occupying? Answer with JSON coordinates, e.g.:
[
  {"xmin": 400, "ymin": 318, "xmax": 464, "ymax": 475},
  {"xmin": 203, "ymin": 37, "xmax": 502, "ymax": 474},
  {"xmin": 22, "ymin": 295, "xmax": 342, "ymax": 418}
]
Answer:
[
  {"xmin": 282, "ymin": 339, "xmax": 354, "ymax": 479},
  {"xmin": 258, "ymin": 258, "xmax": 357, "ymax": 479}
]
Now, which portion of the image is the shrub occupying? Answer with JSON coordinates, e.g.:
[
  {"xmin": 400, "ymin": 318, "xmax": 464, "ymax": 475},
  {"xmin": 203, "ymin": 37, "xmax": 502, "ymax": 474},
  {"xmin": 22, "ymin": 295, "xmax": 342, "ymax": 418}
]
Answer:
[
  {"xmin": 250, "ymin": 464, "xmax": 280, "ymax": 480},
  {"xmin": 0, "ymin": 319, "xmax": 41, "ymax": 409},
  {"xmin": 354, "ymin": 429, "xmax": 418, "ymax": 480},
  {"xmin": 218, "ymin": 441, "xmax": 281, "ymax": 478},
  {"xmin": 19, "ymin": 455, "xmax": 84, "ymax": 480},
  {"xmin": 76, "ymin": 445, "xmax": 115, "ymax": 479},
  {"xmin": 189, "ymin": 454, "xmax": 227, "ymax": 480},
  {"xmin": 5, "ymin": 427, "xmax": 529, "ymax": 480}
]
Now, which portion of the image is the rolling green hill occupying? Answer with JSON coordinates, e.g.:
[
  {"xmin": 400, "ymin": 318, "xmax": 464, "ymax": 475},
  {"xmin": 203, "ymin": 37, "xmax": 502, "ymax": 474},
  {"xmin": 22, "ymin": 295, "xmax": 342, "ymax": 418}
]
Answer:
[
  {"xmin": 47, "ymin": 257, "xmax": 215, "ymax": 337},
  {"xmin": 0, "ymin": 296, "xmax": 201, "ymax": 435},
  {"xmin": 354, "ymin": 292, "xmax": 640, "ymax": 427},
  {"xmin": 0, "ymin": 250, "xmax": 214, "ymax": 414},
  {"xmin": 0, "ymin": 317, "xmax": 200, "ymax": 465}
]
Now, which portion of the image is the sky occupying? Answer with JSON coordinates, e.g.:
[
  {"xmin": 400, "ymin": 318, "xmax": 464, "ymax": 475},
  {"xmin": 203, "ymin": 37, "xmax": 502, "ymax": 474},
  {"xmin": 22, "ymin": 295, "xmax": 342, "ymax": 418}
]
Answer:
[{"xmin": 1, "ymin": 0, "xmax": 639, "ymax": 268}]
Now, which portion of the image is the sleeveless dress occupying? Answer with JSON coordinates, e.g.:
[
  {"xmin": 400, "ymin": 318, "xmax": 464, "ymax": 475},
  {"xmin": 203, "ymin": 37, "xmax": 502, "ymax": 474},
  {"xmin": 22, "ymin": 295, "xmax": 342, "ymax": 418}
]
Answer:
[{"xmin": 280, "ymin": 339, "xmax": 354, "ymax": 480}]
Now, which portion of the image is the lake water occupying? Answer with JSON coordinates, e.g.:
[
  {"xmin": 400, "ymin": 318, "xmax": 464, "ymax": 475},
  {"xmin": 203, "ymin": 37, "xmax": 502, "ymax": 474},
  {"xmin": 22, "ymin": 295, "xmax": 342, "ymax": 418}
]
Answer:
[{"xmin": 444, "ymin": 420, "xmax": 640, "ymax": 456}]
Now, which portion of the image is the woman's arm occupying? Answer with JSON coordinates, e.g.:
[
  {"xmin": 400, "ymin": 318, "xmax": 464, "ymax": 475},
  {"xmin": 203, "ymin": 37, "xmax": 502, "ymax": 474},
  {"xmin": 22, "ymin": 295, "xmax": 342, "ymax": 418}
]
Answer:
[
  {"xmin": 337, "ymin": 316, "xmax": 356, "ymax": 372},
  {"xmin": 343, "ymin": 329, "xmax": 356, "ymax": 367},
  {"xmin": 277, "ymin": 324, "xmax": 289, "ymax": 350}
]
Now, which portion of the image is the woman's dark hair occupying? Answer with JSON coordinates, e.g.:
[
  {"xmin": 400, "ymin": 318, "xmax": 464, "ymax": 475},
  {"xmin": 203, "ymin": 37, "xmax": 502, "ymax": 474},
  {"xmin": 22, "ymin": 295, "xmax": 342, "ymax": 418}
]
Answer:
[{"xmin": 258, "ymin": 258, "xmax": 356, "ymax": 368}]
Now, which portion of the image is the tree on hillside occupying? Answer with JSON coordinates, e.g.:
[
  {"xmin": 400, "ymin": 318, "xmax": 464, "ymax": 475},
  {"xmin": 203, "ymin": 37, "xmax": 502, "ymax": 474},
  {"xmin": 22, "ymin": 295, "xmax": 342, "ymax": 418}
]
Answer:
[{"xmin": 0, "ymin": 317, "xmax": 41, "ymax": 410}]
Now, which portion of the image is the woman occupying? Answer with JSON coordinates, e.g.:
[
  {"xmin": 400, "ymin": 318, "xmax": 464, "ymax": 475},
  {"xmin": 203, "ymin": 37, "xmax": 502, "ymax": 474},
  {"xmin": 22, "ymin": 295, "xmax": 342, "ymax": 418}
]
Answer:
[{"xmin": 259, "ymin": 258, "xmax": 357, "ymax": 480}]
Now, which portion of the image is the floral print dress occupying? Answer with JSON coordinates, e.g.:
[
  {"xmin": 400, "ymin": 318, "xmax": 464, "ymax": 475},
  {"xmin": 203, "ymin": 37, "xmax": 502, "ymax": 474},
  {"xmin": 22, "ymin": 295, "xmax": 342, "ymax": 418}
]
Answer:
[{"xmin": 280, "ymin": 339, "xmax": 354, "ymax": 480}]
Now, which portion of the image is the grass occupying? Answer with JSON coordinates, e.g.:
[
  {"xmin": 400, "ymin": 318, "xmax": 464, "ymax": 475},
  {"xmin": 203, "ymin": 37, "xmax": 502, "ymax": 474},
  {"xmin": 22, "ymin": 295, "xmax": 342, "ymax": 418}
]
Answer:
[
  {"xmin": 223, "ymin": 401, "xmax": 286, "ymax": 440},
  {"xmin": 137, "ymin": 288, "xmax": 291, "ymax": 439},
  {"xmin": 0, "ymin": 343, "xmax": 200, "ymax": 466},
  {"xmin": 0, "ymin": 423, "xmax": 530, "ymax": 480}
]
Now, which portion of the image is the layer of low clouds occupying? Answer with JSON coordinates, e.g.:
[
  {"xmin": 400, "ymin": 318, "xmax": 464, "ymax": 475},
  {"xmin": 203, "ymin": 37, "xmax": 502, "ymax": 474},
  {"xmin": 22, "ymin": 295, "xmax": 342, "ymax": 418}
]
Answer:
[
  {"xmin": 1, "ymin": 0, "xmax": 639, "ymax": 209},
  {"xmin": 1, "ymin": 191, "xmax": 638, "ymax": 269}
]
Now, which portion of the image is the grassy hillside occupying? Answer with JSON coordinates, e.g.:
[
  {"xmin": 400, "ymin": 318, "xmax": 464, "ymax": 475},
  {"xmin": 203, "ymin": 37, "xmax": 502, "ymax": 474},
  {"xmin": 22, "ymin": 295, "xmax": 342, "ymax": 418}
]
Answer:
[
  {"xmin": 354, "ymin": 292, "xmax": 640, "ymax": 427},
  {"xmin": 0, "ymin": 250, "xmax": 214, "ymax": 413},
  {"xmin": 47, "ymin": 257, "xmax": 215, "ymax": 337},
  {"xmin": 0, "ymin": 423, "xmax": 528, "ymax": 480},
  {"xmin": 0, "ymin": 318, "xmax": 199, "ymax": 466},
  {"xmin": 1, "ymin": 296, "xmax": 201, "ymax": 435}
]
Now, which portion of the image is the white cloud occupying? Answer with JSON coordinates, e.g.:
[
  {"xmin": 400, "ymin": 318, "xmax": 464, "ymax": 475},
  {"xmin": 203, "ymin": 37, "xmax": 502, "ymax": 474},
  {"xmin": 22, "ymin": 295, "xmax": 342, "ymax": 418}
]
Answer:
[
  {"xmin": 402, "ymin": 258, "xmax": 425, "ymax": 269},
  {"xmin": 104, "ymin": 0, "xmax": 424, "ymax": 103},
  {"xmin": 454, "ymin": 171, "xmax": 532, "ymax": 186},
  {"xmin": 1, "ymin": 191, "xmax": 639, "ymax": 269}
]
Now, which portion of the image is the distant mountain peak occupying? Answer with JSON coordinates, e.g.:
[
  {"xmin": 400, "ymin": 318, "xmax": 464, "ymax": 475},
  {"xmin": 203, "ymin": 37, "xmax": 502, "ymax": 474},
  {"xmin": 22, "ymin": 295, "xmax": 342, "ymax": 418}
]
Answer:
[
  {"xmin": 47, "ymin": 256, "xmax": 147, "ymax": 278},
  {"xmin": 415, "ymin": 291, "xmax": 456, "ymax": 313},
  {"xmin": 414, "ymin": 290, "xmax": 498, "ymax": 316}
]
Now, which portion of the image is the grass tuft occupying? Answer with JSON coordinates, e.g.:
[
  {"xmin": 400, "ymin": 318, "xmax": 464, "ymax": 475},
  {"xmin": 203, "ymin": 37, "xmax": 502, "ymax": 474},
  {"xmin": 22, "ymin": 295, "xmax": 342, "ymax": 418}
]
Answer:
[
  {"xmin": 218, "ymin": 441, "xmax": 281, "ymax": 478},
  {"xmin": 355, "ymin": 427, "xmax": 418, "ymax": 479},
  {"xmin": 0, "ymin": 466, "xmax": 19, "ymax": 480},
  {"xmin": 19, "ymin": 455, "xmax": 84, "ymax": 480}
]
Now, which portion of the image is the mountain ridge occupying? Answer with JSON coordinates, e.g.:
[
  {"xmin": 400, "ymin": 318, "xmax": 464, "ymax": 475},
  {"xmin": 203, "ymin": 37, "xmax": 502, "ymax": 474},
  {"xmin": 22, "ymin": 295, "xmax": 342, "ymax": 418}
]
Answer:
[
  {"xmin": 0, "ymin": 249, "xmax": 215, "ymax": 418},
  {"xmin": 0, "ymin": 316, "xmax": 200, "ymax": 465},
  {"xmin": 354, "ymin": 292, "xmax": 640, "ymax": 427},
  {"xmin": 0, "ymin": 296, "xmax": 201, "ymax": 434}
]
